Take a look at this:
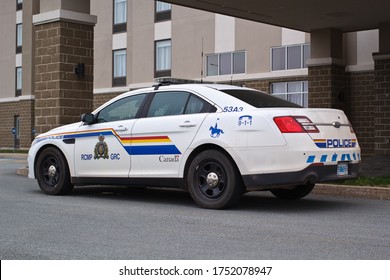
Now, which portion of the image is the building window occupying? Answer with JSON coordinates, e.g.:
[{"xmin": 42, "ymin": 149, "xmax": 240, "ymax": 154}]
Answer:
[
  {"xmin": 16, "ymin": 67, "xmax": 22, "ymax": 97},
  {"xmin": 206, "ymin": 51, "xmax": 246, "ymax": 76},
  {"xmin": 113, "ymin": 0, "xmax": 127, "ymax": 33},
  {"xmin": 16, "ymin": 0, "xmax": 23, "ymax": 10},
  {"xmin": 113, "ymin": 49, "xmax": 126, "ymax": 87},
  {"xmin": 155, "ymin": 1, "xmax": 172, "ymax": 22},
  {"xmin": 155, "ymin": 40, "xmax": 171, "ymax": 78},
  {"xmin": 271, "ymin": 81, "xmax": 308, "ymax": 107},
  {"xmin": 16, "ymin": 24, "xmax": 22, "ymax": 53},
  {"xmin": 271, "ymin": 44, "xmax": 310, "ymax": 71}
]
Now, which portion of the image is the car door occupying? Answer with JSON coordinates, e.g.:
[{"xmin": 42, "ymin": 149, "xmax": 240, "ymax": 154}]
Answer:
[
  {"xmin": 130, "ymin": 91, "xmax": 212, "ymax": 178},
  {"xmin": 74, "ymin": 93, "xmax": 147, "ymax": 178}
]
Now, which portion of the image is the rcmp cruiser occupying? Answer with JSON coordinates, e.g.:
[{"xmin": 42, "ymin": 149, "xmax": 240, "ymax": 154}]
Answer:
[{"xmin": 28, "ymin": 83, "xmax": 361, "ymax": 209}]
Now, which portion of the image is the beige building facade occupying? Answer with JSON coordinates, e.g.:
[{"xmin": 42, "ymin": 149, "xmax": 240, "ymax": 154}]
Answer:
[{"xmin": 0, "ymin": 0, "xmax": 387, "ymax": 156}]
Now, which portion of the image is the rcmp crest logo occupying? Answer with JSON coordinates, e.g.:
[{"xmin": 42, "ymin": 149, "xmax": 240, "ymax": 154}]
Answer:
[{"xmin": 94, "ymin": 135, "xmax": 109, "ymax": 159}]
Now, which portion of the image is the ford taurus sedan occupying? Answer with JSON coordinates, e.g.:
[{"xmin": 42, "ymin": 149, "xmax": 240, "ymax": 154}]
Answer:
[{"xmin": 28, "ymin": 83, "xmax": 361, "ymax": 209}]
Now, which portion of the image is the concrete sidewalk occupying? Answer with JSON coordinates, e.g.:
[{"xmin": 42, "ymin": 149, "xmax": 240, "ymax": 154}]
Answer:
[{"xmin": 1, "ymin": 152, "xmax": 389, "ymax": 200}]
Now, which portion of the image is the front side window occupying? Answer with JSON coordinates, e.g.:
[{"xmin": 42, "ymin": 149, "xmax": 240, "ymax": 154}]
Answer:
[
  {"xmin": 206, "ymin": 51, "xmax": 246, "ymax": 76},
  {"xmin": 155, "ymin": 40, "xmax": 171, "ymax": 78},
  {"xmin": 155, "ymin": 1, "xmax": 172, "ymax": 22},
  {"xmin": 97, "ymin": 93, "xmax": 147, "ymax": 123},
  {"xmin": 271, "ymin": 81, "xmax": 308, "ymax": 107},
  {"xmin": 113, "ymin": 49, "xmax": 126, "ymax": 86},
  {"xmin": 16, "ymin": 24, "xmax": 22, "ymax": 53},
  {"xmin": 113, "ymin": 0, "xmax": 127, "ymax": 33},
  {"xmin": 16, "ymin": 67, "xmax": 22, "ymax": 97}
]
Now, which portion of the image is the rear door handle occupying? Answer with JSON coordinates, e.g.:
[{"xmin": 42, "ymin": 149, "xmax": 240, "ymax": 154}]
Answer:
[{"xmin": 179, "ymin": 121, "xmax": 196, "ymax": 128}]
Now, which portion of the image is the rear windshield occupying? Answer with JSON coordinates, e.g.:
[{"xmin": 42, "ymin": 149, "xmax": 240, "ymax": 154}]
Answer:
[{"xmin": 221, "ymin": 89, "xmax": 302, "ymax": 108}]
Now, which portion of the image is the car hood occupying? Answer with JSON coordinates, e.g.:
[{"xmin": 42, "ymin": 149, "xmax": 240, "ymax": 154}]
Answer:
[{"xmin": 35, "ymin": 122, "xmax": 82, "ymax": 139}]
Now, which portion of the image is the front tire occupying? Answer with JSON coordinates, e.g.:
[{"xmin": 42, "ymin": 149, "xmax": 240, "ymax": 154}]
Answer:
[
  {"xmin": 270, "ymin": 183, "xmax": 315, "ymax": 200},
  {"xmin": 35, "ymin": 147, "xmax": 74, "ymax": 195},
  {"xmin": 187, "ymin": 150, "xmax": 243, "ymax": 209}
]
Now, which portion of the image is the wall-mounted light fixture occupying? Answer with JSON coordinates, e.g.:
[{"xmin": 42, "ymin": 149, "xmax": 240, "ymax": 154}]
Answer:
[{"xmin": 75, "ymin": 63, "xmax": 85, "ymax": 79}]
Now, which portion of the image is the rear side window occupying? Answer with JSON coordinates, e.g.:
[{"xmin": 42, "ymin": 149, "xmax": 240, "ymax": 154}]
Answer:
[
  {"xmin": 147, "ymin": 91, "xmax": 189, "ymax": 117},
  {"xmin": 221, "ymin": 89, "xmax": 302, "ymax": 108},
  {"xmin": 147, "ymin": 91, "xmax": 216, "ymax": 117}
]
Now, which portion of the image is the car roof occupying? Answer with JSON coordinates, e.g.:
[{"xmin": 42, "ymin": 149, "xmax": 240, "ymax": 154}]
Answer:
[{"xmin": 92, "ymin": 83, "xmax": 253, "ymax": 114}]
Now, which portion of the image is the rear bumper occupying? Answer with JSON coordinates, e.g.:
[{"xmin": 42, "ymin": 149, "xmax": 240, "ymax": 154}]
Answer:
[{"xmin": 243, "ymin": 162, "xmax": 361, "ymax": 191}]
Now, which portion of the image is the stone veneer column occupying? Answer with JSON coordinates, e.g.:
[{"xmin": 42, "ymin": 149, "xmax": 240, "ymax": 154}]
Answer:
[{"xmin": 33, "ymin": 8, "xmax": 96, "ymax": 134}]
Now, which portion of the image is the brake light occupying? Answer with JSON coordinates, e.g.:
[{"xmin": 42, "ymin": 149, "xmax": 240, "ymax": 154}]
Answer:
[{"xmin": 274, "ymin": 116, "xmax": 319, "ymax": 133}]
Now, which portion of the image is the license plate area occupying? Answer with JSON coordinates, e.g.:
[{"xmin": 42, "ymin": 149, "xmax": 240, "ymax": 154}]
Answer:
[{"xmin": 337, "ymin": 161, "xmax": 349, "ymax": 176}]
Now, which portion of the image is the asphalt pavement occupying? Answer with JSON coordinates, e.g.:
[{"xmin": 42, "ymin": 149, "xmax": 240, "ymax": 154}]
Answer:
[{"xmin": 1, "ymin": 156, "xmax": 390, "ymax": 260}]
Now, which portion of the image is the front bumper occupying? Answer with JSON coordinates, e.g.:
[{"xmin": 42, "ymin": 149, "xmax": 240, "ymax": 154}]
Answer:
[{"xmin": 243, "ymin": 162, "xmax": 361, "ymax": 191}]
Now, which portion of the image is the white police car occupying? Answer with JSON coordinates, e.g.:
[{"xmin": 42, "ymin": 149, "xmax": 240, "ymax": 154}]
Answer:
[{"xmin": 28, "ymin": 83, "xmax": 361, "ymax": 209}]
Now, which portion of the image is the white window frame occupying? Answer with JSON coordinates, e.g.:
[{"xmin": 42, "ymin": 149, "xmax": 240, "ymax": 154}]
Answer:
[
  {"xmin": 205, "ymin": 51, "xmax": 246, "ymax": 77},
  {"xmin": 16, "ymin": 24, "xmax": 22, "ymax": 53},
  {"xmin": 114, "ymin": 0, "xmax": 127, "ymax": 25},
  {"xmin": 271, "ymin": 43, "xmax": 310, "ymax": 71},
  {"xmin": 155, "ymin": 39, "xmax": 172, "ymax": 77},
  {"xmin": 113, "ymin": 49, "xmax": 126, "ymax": 78},
  {"xmin": 16, "ymin": 67, "xmax": 22, "ymax": 96},
  {"xmin": 156, "ymin": 1, "xmax": 171, "ymax": 12},
  {"xmin": 271, "ymin": 81, "xmax": 308, "ymax": 107}
]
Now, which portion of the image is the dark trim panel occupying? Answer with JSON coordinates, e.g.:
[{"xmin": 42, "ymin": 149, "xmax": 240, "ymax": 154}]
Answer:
[
  {"xmin": 155, "ymin": 10, "xmax": 171, "ymax": 22},
  {"xmin": 243, "ymin": 163, "xmax": 361, "ymax": 191},
  {"xmin": 63, "ymin": 138, "xmax": 75, "ymax": 144},
  {"xmin": 72, "ymin": 176, "xmax": 185, "ymax": 189},
  {"xmin": 113, "ymin": 23, "xmax": 127, "ymax": 33}
]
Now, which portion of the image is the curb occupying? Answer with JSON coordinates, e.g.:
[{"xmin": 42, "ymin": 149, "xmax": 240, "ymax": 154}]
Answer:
[
  {"xmin": 3, "ymin": 153, "xmax": 389, "ymax": 201},
  {"xmin": 313, "ymin": 184, "xmax": 390, "ymax": 200}
]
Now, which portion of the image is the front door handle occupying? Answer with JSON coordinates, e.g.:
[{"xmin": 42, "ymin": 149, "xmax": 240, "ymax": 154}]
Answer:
[{"xmin": 115, "ymin": 125, "xmax": 128, "ymax": 131}]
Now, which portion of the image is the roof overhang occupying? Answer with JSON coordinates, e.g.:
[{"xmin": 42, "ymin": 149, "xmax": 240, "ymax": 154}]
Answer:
[{"xmin": 165, "ymin": 0, "xmax": 390, "ymax": 33}]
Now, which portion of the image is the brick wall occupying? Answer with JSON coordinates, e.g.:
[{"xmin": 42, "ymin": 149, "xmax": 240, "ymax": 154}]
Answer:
[
  {"xmin": 34, "ymin": 21, "xmax": 93, "ymax": 134},
  {"xmin": 308, "ymin": 64, "xmax": 346, "ymax": 110},
  {"xmin": 0, "ymin": 99, "xmax": 35, "ymax": 149},
  {"xmin": 347, "ymin": 71, "xmax": 376, "ymax": 155},
  {"xmin": 93, "ymin": 92, "xmax": 121, "ymax": 109},
  {"xmin": 374, "ymin": 57, "xmax": 390, "ymax": 155}
]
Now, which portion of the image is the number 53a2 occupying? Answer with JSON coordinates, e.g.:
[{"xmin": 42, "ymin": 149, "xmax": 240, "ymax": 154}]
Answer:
[{"xmin": 223, "ymin": 106, "xmax": 243, "ymax": 112}]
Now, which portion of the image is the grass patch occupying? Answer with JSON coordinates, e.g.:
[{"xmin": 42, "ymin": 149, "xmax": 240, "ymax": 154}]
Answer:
[
  {"xmin": 340, "ymin": 176, "xmax": 390, "ymax": 187},
  {"xmin": 0, "ymin": 149, "xmax": 28, "ymax": 154}
]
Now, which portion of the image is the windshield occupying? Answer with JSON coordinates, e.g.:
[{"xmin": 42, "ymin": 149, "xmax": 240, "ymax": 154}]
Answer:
[{"xmin": 221, "ymin": 89, "xmax": 302, "ymax": 108}]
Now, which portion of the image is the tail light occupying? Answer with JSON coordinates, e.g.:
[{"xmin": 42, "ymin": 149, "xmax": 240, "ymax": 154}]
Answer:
[{"xmin": 274, "ymin": 116, "xmax": 319, "ymax": 133}]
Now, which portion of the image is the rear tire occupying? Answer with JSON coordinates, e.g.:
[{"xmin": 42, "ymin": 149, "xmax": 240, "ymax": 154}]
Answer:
[
  {"xmin": 270, "ymin": 183, "xmax": 315, "ymax": 200},
  {"xmin": 35, "ymin": 147, "xmax": 74, "ymax": 195},
  {"xmin": 187, "ymin": 150, "xmax": 243, "ymax": 209}
]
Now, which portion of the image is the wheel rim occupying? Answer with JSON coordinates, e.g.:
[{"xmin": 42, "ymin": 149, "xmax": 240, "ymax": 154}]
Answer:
[
  {"xmin": 195, "ymin": 160, "xmax": 227, "ymax": 199},
  {"xmin": 41, "ymin": 156, "xmax": 61, "ymax": 187}
]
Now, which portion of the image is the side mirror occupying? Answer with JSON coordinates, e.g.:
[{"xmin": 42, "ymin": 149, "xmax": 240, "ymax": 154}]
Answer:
[{"xmin": 81, "ymin": 113, "xmax": 95, "ymax": 124}]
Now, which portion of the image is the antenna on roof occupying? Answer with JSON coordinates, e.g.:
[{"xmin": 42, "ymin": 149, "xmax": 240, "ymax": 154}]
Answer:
[{"xmin": 201, "ymin": 37, "xmax": 204, "ymax": 83}]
